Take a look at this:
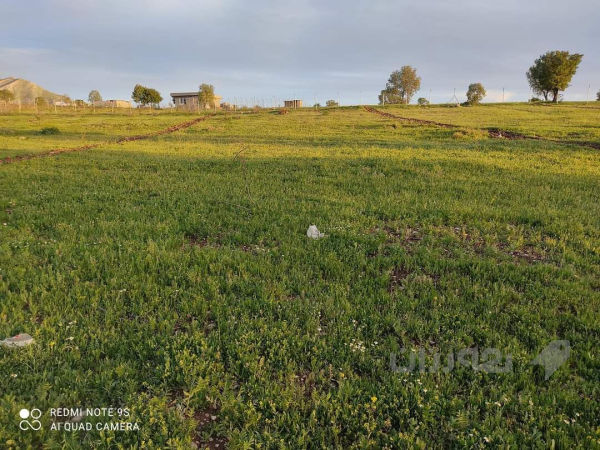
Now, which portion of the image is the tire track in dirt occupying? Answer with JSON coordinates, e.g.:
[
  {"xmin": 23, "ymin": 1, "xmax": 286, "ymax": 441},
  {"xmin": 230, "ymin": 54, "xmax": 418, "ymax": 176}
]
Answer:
[
  {"xmin": 0, "ymin": 115, "xmax": 215, "ymax": 165},
  {"xmin": 364, "ymin": 106, "xmax": 600, "ymax": 150}
]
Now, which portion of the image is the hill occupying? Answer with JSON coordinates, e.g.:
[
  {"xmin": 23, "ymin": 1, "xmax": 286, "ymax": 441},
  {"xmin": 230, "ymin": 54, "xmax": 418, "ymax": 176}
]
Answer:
[{"xmin": 0, "ymin": 76, "xmax": 63, "ymax": 104}]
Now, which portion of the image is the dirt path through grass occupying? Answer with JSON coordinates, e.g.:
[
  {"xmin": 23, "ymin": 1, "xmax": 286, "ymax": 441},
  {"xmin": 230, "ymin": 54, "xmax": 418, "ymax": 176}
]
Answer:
[
  {"xmin": 0, "ymin": 115, "xmax": 214, "ymax": 165},
  {"xmin": 364, "ymin": 106, "xmax": 600, "ymax": 149}
]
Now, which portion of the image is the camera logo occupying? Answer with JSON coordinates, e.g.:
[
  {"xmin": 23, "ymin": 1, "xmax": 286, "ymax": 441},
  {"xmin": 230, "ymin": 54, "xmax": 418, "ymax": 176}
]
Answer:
[
  {"xmin": 531, "ymin": 340, "xmax": 570, "ymax": 380},
  {"xmin": 19, "ymin": 408, "xmax": 42, "ymax": 431}
]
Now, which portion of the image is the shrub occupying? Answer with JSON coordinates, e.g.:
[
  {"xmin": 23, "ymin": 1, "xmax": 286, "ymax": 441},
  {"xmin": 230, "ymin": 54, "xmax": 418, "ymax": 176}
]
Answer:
[
  {"xmin": 417, "ymin": 97, "xmax": 429, "ymax": 106},
  {"xmin": 39, "ymin": 127, "xmax": 60, "ymax": 135},
  {"xmin": 325, "ymin": 100, "xmax": 339, "ymax": 107},
  {"xmin": 529, "ymin": 97, "xmax": 542, "ymax": 103},
  {"xmin": 597, "ymin": 90, "xmax": 600, "ymax": 101}
]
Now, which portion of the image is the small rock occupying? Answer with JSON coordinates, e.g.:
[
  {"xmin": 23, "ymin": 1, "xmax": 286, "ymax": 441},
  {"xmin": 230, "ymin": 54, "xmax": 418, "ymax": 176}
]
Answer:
[
  {"xmin": 1, "ymin": 333, "xmax": 35, "ymax": 348},
  {"xmin": 306, "ymin": 225, "xmax": 325, "ymax": 239}
]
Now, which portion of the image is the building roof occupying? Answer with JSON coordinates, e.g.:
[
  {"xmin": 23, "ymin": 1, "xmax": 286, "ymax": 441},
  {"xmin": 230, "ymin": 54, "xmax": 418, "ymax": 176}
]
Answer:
[{"xmin": 170, "ymin": 92, "xmax": 199, "ymax": 97}]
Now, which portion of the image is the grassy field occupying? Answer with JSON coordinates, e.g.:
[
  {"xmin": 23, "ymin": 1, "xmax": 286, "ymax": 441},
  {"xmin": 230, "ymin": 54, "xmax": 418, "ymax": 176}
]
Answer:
[{"xmin": 0, "ymin": 104, "xmax": 599, "ymax": 448}]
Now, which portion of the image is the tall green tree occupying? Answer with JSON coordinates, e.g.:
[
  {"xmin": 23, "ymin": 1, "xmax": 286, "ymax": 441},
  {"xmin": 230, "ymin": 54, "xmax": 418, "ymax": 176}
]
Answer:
[
  {"xmin": 198, "ymin": 84, "xmax": 216, "ymax": 109},
  {"xmin": 597, "ymin": 90, "xmax": 600, "ymax": 101},
  {"xmin": 144, "ymin": 88, "xmax": 162, "ymax": 106},
  {"xmin": 131, "ymin": 84, "xmax": 162, "ymax": 107},
  {"xmin": 88, "ymin": 90, "xmax": 102, "ymax": 104},
  {"xmin": 466, "ymin": 83, "xmax": 486, "ymax": 105},
  {"xmin": 379, "ymin": 66, "xmax": 421, "ymax": 105},
  {"xmin": 526, "ymin": 51, "xmax": 583, "ymax": 102}
]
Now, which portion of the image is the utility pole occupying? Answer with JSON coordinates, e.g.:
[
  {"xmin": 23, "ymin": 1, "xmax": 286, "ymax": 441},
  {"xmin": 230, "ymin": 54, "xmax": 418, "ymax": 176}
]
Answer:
[{"xmin": 587, "ymin": 84, "xmax": 590, "ymax": 103}]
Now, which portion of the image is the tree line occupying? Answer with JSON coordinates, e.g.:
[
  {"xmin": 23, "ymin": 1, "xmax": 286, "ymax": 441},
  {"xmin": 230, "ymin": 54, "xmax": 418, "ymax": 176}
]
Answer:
[{"xmin": 380, "ymin": 50, "xmax": 588, "ymax": 105}]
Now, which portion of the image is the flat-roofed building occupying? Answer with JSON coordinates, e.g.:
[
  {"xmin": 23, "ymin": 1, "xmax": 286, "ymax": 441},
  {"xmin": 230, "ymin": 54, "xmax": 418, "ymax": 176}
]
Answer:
[
  {"xmin": 171, "ymin": 92, "xmax": 222, "ymax": 110},
  {"xmin": 284, "ymin": 99, "xmax": 302, "ymax": 109},
  {"xmin": 97, "ymin": 100, "xmax": 132, "ymax": 108}
]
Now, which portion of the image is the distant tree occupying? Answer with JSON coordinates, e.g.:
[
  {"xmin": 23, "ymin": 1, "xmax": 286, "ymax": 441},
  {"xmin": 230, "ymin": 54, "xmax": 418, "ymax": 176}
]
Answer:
[
  {"xmin": 0, "ymin": 89, "xmax": 15, "ymax": 102},
  {"xmin": 325, "ymin": 99, "xmax": 339, "ymax": 107},
  {"xmin": 132, "ymin": 84, "xmax": 146, "ymax": 104},
  {"xmin": 88, "ymin": 90, "xmax": 102, "ymax": 104},
  {"xmin": 198, "ymin": 84, "xmax": 216, "ymax": 109},
  {"xmin": 466, "ymin": 83, "xmax": 486, "ymax": 105},
  {"xmin": 379, "ymin": 66, "xmax": 421, "ymax": 105},
  {"xmin": 74, "ymin": 99, "xmax": 86, "ymax": 107},
  {"xmin": 61, "ymin": 94, "xmax": 72, "ymax": 104},
  {"xmin": 417, "ymin": 97, "xmax": 429, "ymax": 106},
  {"xmin": 313, "ymin": 103, "xmax": 321, "ymax": 108},
  {"xmin": 526, "ymin": 51, "xmax": 583, "ymax": 103},
  {"xmin": 144, "ymin": 88, "xmax": 162, "ymax": 107},
  {"xmin": 35, "ymin": 97, "xmax": 47, "ymax": 108},
  {"xmin": 131, "ymin": 84, "xmax": 162, "ymax": 107},
  {"xmin": 597, "ymin": 90, "xmax": 600, "ymax": 101}
]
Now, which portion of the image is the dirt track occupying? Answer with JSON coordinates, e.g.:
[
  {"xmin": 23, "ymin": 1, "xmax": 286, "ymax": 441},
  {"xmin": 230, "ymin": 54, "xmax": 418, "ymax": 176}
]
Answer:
[
  {"xmin": 364, "ymin": 106, "xmax": 600, "ymax": 149},
  {"xmin": 0, "ymin": 115, "xmax": 213, "ymax": 165}
]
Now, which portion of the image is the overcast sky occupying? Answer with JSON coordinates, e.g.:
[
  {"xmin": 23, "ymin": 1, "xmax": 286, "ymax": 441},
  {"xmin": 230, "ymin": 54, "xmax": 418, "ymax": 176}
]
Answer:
[{"xmin": 1, "ymin": 0, "xmax": 598, "ymax": 105}]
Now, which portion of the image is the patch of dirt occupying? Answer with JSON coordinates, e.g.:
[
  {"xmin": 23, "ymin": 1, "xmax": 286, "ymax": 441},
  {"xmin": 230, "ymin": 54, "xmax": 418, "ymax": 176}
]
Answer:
[
  {"xmin": 364, "ymin": 106, "xmax": 459, "ymax": 129},
  {"xmin": 192, "ymin": 405, "xmax": 228, "ymax": 450},
  {"xmin": 509, "ymin": 246, "xmax": 544, "ymax": 263},
  {"xmin": 382, "ymin": 226, "xmax": 422, "ymax": 245},
  {"xmin": 0, "ymin": 143, "xmax": 102, "ymax": 165},
  {"xmin": 389, "ymin": 266, "xmax": 411, "ymax": 292},
  {"xmin": 295, "ymin": 371, "xmax": 316, "ymax": 398},
  {"xmin": 116, "ymin": 116, "xmax": 211, "ymax": 143},
  {"xmin": 446, "ymin": 226, "xmax": 546, "ymax": 263},
  {"xmin": 187, "ymin": 235, "xmax": 211, "ymax": 248},
  {"xmin": 486, "ymin": 128, "xmax": 533, "ymax": 140},
  {"xmin": 173, "ymin": 313, "xmax": 195, "ymax": 334}
]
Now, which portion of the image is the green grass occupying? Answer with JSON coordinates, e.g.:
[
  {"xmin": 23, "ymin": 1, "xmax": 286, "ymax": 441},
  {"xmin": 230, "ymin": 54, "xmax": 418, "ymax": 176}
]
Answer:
[{"xmin": 0, "ymin": 105, "xmax": 599, "ymax": 448}]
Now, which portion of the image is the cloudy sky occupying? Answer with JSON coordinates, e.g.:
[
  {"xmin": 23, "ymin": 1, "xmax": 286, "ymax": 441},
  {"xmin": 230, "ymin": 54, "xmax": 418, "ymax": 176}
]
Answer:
[{"xmin": 1, "ymin": 0, "xmax": 598, "ymax": 105}]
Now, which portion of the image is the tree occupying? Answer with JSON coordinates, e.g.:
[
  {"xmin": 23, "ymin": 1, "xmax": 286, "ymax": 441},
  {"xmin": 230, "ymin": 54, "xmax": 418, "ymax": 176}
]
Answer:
[
  {"xmin": 379, "ymin": 66, "xmax": 421, "ymax": 105},
  {"xmin": 597, "ymin": 90, "xmax": 600, "ymax": 101},
  {"xmin": 417, "ymin": 97, "xmax": 429, "ymax": 106},
  {"xmin": 144, "ymin": 88, "xmax": 162, "ymax": 107},
  {"xmin": 198, "ymin": 84, "xmax": 216, "ymax": 109},
  {"xmin": 0, "ymin": 89, "xmax": 15, "ymax": 102},
  {"xmin": 88, "ymin": 90, "xmax": 102, "ymax": 104},
  {"xmin": 131, "ymin": 84, "xmax": 163, "ymax": 107},
  {"xmin": 466, "ymin": 83, "xmax": 486, "ymax": 105},
  {"xmin": 526, "ymin": 51, "xmax": 583, "ymax": 103},
  {"xmin": 325, "ymin": 99, "xmax": 338, "ymax": 107},
  {"xmin": 35, "ymin": 97, "xmax": 47, "ymax": 108}
]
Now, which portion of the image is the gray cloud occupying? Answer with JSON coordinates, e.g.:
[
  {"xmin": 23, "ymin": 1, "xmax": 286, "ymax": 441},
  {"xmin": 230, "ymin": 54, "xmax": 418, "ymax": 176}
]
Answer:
[{"xmin": 1, "ymin": 0, "xmax": 598, "ymax": 104}]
